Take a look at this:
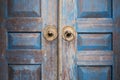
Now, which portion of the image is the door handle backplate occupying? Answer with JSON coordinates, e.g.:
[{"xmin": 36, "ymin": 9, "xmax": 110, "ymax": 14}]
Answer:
[
  {"xmin": 62, "ymin": 26, "xmax": 76, "ymax": 41},
  {"xmin": 43, "ymin": 25, "xmax": 57, "ymax": 41}
]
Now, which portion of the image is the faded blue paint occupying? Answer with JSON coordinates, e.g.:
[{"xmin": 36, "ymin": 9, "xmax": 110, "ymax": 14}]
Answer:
[
  {"xmin": 8, "ymin": 32, "xmax": 41, "ymax": 49},
  {"xmin": 78, "ymin": 66, "xmax": 112, "ymax": 80},
  {"xmin": 77, "ymin": 0, "xmax": 112, "ymax": 18},
  {"xmin": 9, "ymin": 65, "xmax": 41, "ymax": 80},
  {"xmin": 8, "ymin": 0, "xmax": 41, "ymax": 17},
  {"xmin": 77, "ymin": 33, "xmax": 112, "ymax": 50}
]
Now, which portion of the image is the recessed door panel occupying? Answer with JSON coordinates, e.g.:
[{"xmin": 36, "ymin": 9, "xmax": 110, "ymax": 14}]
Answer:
[
  {"xmin": 77, "ymin": 0, "xmax": 112, "ymax": 18},
  {"xmin": 8, "ymin": 0, "xmax": 41, "ymax": 17},
  {"xmin": 8, "ymin": 32, "xmax": 41, "ymax": 49},
  {"xmin": 77, "ymin": 33, "xmax": 112, "ymax": 50},
  {"xmin": 78, "ymin": 66, "xmax": 112, "ymax": 80},
  {"xmin": 9, "ymin": 65, "xmax": 41, "ymax": 80}
]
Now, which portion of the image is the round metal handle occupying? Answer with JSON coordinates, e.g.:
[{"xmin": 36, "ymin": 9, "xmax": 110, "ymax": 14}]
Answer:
[
  {"xmin": 43, "ymin": 25, "xmax": 57, "ymax": 41},
  {"xmin": 62, "ymin": 26, "xmax": 76, "ymax": 41}
]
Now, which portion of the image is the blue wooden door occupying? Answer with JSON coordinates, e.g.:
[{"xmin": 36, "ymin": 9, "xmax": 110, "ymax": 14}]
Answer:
[
  {"xmin": 0, "ymin": 0, "xmax": 58, "ymax": 80},
  {"xmin": 1, "ymin": 0, "xmax": 120, "ymax": 80},
  {"xmin": 59, "ymin": 0, "xmax": 120, "ymax": 80}
]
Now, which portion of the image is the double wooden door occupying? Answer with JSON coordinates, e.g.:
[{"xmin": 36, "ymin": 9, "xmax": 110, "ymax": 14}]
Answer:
[{"xmin": 0, "ymin": 0, "xmax": 120, "ymax": 80}]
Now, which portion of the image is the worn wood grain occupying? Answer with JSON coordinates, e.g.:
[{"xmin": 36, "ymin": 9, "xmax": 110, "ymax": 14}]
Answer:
[
  {"xmin": 0, "ymin": 27, "xmax": 8, "ymax": 80},
  {"xmin": 113, "ymin": 0, "xmax": 120, "ymax": 80},
  {"xmin": 42, "ymin": 0, "xmax": 58, "ymax": 80},
  {"xmin": 0, "ymin": 0, "xmax": 120, "ymax": 80},
  {"xmin": 0, "ymin": 0, "xmax": 58, "ymax": 80},
  {"xmin": 59, "ymin": 0, "xmax": 120, "ymax": 80},
  {"xmin": 59, "ymin": 0, "xmax": 77, "ymax": 80}
]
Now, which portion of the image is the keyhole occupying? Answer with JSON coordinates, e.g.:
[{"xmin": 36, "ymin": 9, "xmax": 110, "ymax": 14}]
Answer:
[
  {"xmin": 65, "ymin": 31, "xmax": 72, "ymax": 38},
  {"xmin": 48, "ymin": 31, "xmax": 53, "ymax": 37}
]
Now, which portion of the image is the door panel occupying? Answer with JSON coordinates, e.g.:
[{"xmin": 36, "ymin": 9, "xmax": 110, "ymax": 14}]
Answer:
[
  {"xmin": 9, "ymin": 65, "xmax": 41, "ymax": 80},
  {"xmin": 0, "ymin": 0, "xmax": 57, "ymax": 80},
  {"xmin": 77, "ymin": 33, "xmax": 112, "ymax": 50},
  {"xmin": 78, "ymin": 66, "xmax": 112, "ymax": 80},
  {"xmin": 59, "ymin": 0, "xmax": 120, "ymax": 80},
  {"xmin": 8, "ymin": 32, "xmax": 41, "ymax": 49},
  {"xmin": 8, "ymin": 0, "xmax": 41, "ymax": 17},
  {"xmin": 77, "ymin": 0, "xmax": 112, "ymax": 18}
]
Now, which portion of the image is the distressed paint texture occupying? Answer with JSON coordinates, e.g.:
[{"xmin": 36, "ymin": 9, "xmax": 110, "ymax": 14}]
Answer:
[
  {"xmin": 8, "ymin": 0, "xmax": 41, "ymax": 17},
  {"xmin": 113, "ymin": 0, "xmax": 120, "ymax": 80},
  {"xmin": 59, "ymin": 0, "xmax": 120, "ymax": 80},
  {"xmin": 8, "ymin": 32, "xmax": 41, "ymax": 49},
  {"xmin": 0, "ymin": 0, "xmax": 58, "ymax": 80},
  {"xmin": 9, "ymin": 65, "xmax": 41, "ymax": 80},
  {"xmin": 78, "ymin": 66, "xmax": 112, "ymax": 80},
  {"xmin": 77, "ymin": 33, "xmax": 112, "ymax": 50},
  {"xmin": 77, "ymin": 0, "xmax": 112, "ymax": 18},
  {"xmin": 59, "ymin": 0, "xmax": 77, "ymax": 80},
  {"xmin": 0, "ymin": 0, "xmax": 120, "ymax": 80}
]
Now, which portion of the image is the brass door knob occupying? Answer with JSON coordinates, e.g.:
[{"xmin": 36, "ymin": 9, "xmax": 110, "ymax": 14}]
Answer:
[
  {"xmin": 43, "ymin": 25, "xmax": 57, "ymax": 41},
  {"xmin": 62, "ymin": 26, "xmax": 76, "ymax": 41}
]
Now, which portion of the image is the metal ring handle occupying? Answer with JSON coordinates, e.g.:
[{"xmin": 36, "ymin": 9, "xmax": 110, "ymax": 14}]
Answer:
[
  {"xmin": 43, "ymin": 25, "xmax": 57, "ymax": 41},
  {"xmin": 62, "ymin": 26, "xmax": 76, "ymax": 41}
]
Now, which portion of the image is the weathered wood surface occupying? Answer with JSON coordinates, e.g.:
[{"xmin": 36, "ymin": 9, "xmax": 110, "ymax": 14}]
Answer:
[
  {"xmin": 113, "ymin": 0, "xmax": 120, "ymax": 80},
  {"xmin": 0, "ymin": 0, "xmax": 120, "ymax": 80},
  {"xmin": 0, "ymin": 0, "xmax": 58, "ymax": 80},
  {"xmin": 59, "ymin": 0, "xmax": 120, "ymax": 80},
  {"xmin": 59, "ymin": 0, "xmax": 77, "ymax": 80}
]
